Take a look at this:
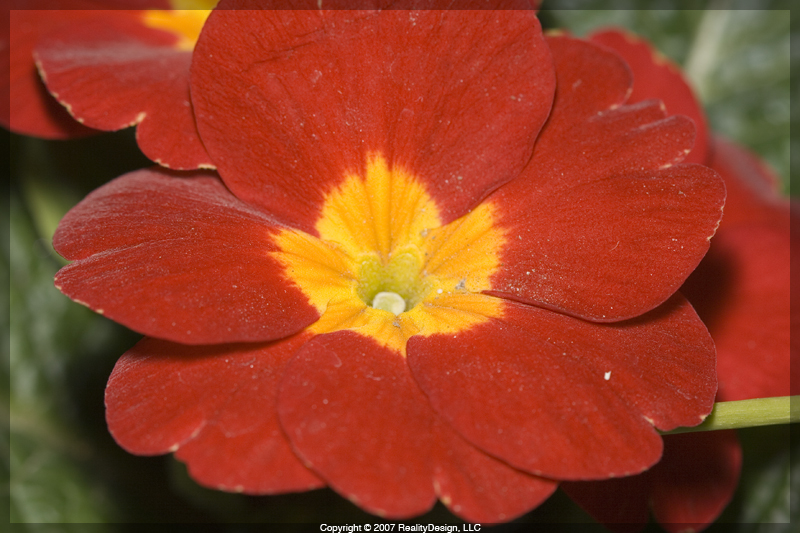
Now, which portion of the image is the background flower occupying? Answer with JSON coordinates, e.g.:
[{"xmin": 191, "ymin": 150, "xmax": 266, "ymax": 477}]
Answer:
[
  {"xmin": 3, "ymin": 0, "xmax": 215, "ymax": 169},
  {"xmin": 6, "ymin": 3, "xmax": 795, "ymax": 528},
  {"xmin": 554, "ymin": 26, "xmax": 791, "ymax": 533}
]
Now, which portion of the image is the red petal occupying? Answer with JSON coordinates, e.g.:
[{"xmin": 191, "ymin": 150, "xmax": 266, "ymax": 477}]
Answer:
[
  {"xmin": 793, "ymin": 212, "xmax": 800, "ymax": 396},
  {"xmin": 433, "ymin": 419, "xmax": 557, "ymax": 523},
  {"xmin": 485, "ymin": 35, "xmax": 725, "ymax": 322},
  {"xmin": 408, "ymin": 294, "xmax": 716, "ymax": 480},
  {"xmin": 650, "ymin": 431, "xmax": 741, "ymax": 533},
  {"xmin": 589, "ymin": 29, "xmax": 709, "ymax": 165},
  {"xmin": 534, "ymin": 34, "xmax": 632, "ymax": 144},
  {"xmin": 191, "ymin": 5, "xmax": 554, "ymax": 233},
  {"xmin": 562, "ymin": 475, "xmax": 651, "ymax": 533},
  {"xmin": 488, "ymin": 161, "xmax": 725, "ymax": 322},
  {"xmin": 564, "ymin": 431, "xmax": 741, "ymax": 533},
  {"xmin": 683, "ymin": 137, "xmax": 791, "ymax": 400},
  {"xmin": 278, "ymin": 331, "xmax": 437, "ymax": 518},
  {"xmin": 529, "ymin": 35, "xmax": 698, "ymax": 190},
  {"xmin": 5, "ymin": 7, "xmax": 103, "ymax": 138},
  {"xmin": 682, "ymin": 141, "xmax": 791, "ymax": 401},
  {"xmin": 708, "ymin": 137, "xmax": 788, "ymax": 227},
  {"xmin": 278, "ymin": 329, "xmax": 554, "ymax": 520},
  {"xmin": 684, "ymin": 227, "xmax": 790, "ymax": 401},
  {"xmin": 106, "ymin": 335, "xmax": 324, "ymax": 494},
  {"xmin": 34, "ymin": 14, "xmax": 211, "ymax": 169},
  {"xmin": 53, "ymin": 167, "xmax": 319, "ymax": 344}
]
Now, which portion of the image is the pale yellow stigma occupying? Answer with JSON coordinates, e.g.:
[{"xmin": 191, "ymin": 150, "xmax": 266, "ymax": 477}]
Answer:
[{"xmin": 372, "ymin": 292, "xmax": 406, "ymax": 315}]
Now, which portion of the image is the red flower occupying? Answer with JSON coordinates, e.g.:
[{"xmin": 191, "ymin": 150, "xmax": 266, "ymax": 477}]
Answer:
[
  {"xmin": 563, "ymin": 29, "xmax": 792, "ymax": 533},
  {"xmin": 3, "ymin": 0, "xmax": 214, "ymax": 169},
  {"xmin": 53, "ymin": 7, "xmax": 725, "ymax": 521}
]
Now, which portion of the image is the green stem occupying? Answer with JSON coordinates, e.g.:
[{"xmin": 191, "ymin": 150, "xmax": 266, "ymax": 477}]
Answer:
[
  {"xmin": 660, "ymin": 396, "xmax": 799, "ymax": 435},
  {"xmin": 683, "ymin": 1, "xmax": 731, "ymax": 103}
]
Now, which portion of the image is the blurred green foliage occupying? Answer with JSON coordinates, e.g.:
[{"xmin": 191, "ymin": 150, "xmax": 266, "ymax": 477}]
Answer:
[
  {"xmin": 6, "ymin": 3, "xmax": 795, "ymax": 531},
  {"xmin": 9, "ymin": 195, "xmax": 114, "ymax": 524}
]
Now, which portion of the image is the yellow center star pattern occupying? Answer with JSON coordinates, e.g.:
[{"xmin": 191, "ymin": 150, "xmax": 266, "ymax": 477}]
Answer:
[{"xmin": 273, "ymin": 154, "xmax": 507, "ymax": 355}]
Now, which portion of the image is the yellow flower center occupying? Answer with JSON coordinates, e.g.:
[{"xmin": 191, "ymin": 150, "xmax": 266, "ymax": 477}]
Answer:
[
  {"xmin": 272, "ymin": 154, "xmax": 506, "ymax": 355},
  {"xmin": 142, "ymin": 1, "xmax": 217, "ymax": 52}
]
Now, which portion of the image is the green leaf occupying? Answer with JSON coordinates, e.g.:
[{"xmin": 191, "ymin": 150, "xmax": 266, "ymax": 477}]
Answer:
[
  {"xmin": 8, "ymin": 132, "xmax": 218, "ymax": 526},
  {"xmin": 7, "ymin": 195, "xmax": 117, "ymax": 525},
  {"xmin": 684, "ymin": 9, "xmax": 791, "ymax": 194},
  {"xmin": 711, "ymin": 424, "xmax": 798, "ymax": 532},
  {"xmin": 541, "ymin": 6, "xmax": 706, "ymax": 64}
]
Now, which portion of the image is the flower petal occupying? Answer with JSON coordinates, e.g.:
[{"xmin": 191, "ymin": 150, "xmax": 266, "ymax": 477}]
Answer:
[
  {"xmin": 589, "ymin": 29, "xmax": 709, "ymax": 164},
  {"xmin": 5, "ymin": 6, "xmax": 102, "ymax": 138},
  {"xmin": 433, "ymin": 419, "xmax": 557, "ymax": 523},
  {"xmin": 106, "ymin": 335, "xmax": 324, "ymax": 493},
  {"xmin": 563, "ymin": 431, "xmax": 741, "ymax": 533},
  {"xmin": 277, "ymin": 329, "xmax": 555, "ymax": 520},
  {"xmin": 681, "ymin": 137, "xmax": 791, "ymax": 401},
  {"xmin": 793, "ymin": 213, "xmax": 800, "ymax": 397},
  {"xmin": 562, "ymin": 475, "xmax": 651, "ymax": 533},
  {"xmin": 484, "ymin": 34, "xmax": 724, "ymax": 321},
  {"xmin": 278, "ymin": 331, "xmax": 437, "ymax": 518},
  {"xmin": 407, "ymin": 294, "xmax": 716, "ymax": 480},
  {"xmin": 487, "ymin": 161, "xmax": 725, "ymax": 322},
  {"xmin": 34, "ymin": 14, "xmax": 211, "ymax": 169},
  {"xmin": 533, "ymin": 34, "xmax": 632, "ymax": 143},
  {"xmin": 524, "ymin": 35, "xmax": 705, "ymax": 196},
  {"xmin": 707, "ymin": 137, "xmax": 788, "ymax": 227},
  {"xmin": 191, "ymin": 5, "xmax": 554, "ymax": 233},
  {"xmin": 650, "ymin": 431, "xmax": 741, "ymax": 533},
  {"xmin": 53, "ymin": 167, "xmax": 319, "ymax": 344},
  {"xmin": 683, "ymin": 222, "xmax": 790, "ymax": 401}
]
